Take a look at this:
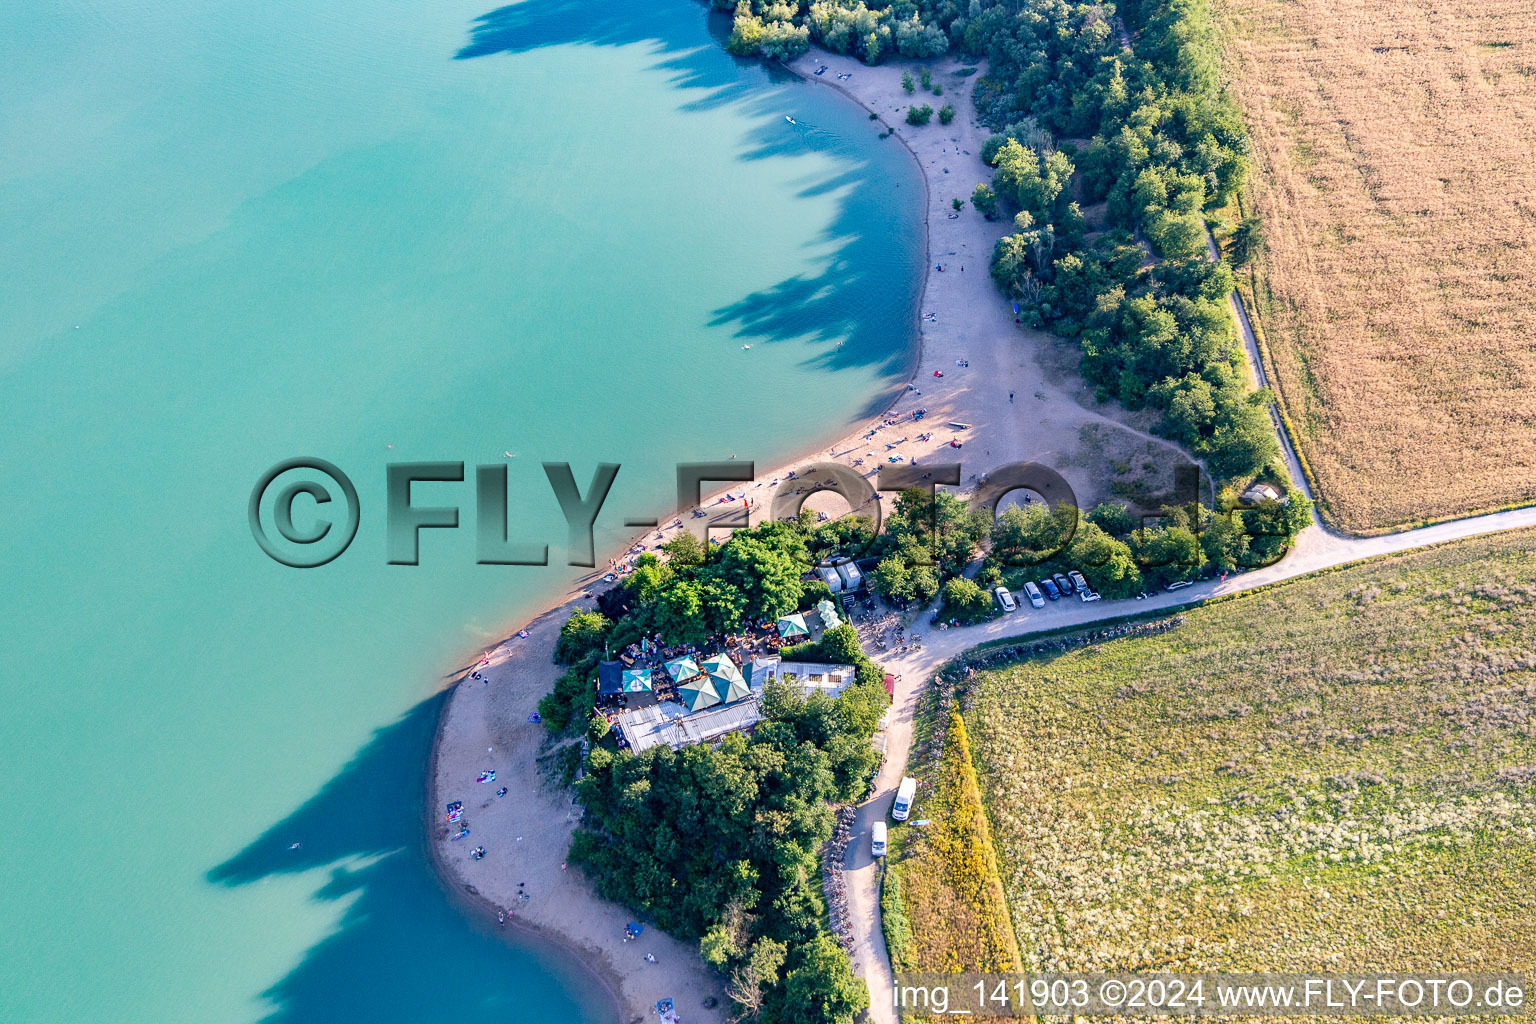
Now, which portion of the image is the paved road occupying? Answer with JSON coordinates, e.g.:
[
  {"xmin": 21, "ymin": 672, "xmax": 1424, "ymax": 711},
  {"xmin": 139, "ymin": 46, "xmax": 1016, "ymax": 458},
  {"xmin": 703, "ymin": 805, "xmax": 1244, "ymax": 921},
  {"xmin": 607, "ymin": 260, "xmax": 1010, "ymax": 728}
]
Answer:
[{"xmin": 842, "ymin": 500, "xmax": 1536, "ymax": 1024}]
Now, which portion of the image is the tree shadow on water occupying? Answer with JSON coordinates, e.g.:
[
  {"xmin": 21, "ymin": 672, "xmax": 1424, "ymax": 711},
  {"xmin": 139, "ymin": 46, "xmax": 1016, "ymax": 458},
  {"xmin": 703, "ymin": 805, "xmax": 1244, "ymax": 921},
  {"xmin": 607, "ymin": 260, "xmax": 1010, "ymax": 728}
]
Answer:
[
  {"xmin": 209, "ymin": 696, "xmax": 605, "ymax": 1024},
  {"xmin": 456, "ymin": 0, "xmax": 926, "ymax": 418}
]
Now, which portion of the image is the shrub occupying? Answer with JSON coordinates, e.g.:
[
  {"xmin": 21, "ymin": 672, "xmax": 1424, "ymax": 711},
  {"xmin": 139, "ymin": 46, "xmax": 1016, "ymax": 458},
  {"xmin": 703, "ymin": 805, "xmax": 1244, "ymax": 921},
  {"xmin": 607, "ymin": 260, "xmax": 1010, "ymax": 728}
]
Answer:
[
  {"xmin": 906, "ymin": 104, "xmax": 934, "ymax": 126},
  {"xmin": 940, "ymin": 576, "xmax": 993, "ymax": 623},
  {"xmin": 938, "ymin": 103, "xmax": 955, "ymax": 125}
]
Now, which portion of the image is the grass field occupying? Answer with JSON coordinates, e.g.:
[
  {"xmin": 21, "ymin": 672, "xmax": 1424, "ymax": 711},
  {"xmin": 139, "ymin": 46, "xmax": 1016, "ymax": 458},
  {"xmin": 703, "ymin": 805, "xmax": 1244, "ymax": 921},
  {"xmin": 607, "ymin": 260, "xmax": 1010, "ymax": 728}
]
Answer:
[
  {"xmin": 1214, "ymin": 0, "xmax": 1536, "ymax": 531},
  {"xmin": 961, "ymin": 530, "xmax": 1536, "ymax": 986}
]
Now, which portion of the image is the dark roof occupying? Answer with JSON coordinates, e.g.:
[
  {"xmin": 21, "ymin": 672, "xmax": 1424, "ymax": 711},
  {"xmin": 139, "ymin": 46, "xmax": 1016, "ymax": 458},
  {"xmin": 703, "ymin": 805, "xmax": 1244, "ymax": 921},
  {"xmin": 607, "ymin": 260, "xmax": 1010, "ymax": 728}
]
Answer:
[{"xmin": 596, "ymin": 660, "xmax": 624, "ymax": 695}]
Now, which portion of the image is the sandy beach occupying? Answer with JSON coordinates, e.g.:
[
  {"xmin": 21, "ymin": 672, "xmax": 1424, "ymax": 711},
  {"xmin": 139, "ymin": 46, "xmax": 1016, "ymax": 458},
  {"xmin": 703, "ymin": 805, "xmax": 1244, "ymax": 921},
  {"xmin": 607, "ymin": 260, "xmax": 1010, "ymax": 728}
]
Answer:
[{"xmin": 425, "ymin": 43, "xmax": 1204, "ymax": 1024}]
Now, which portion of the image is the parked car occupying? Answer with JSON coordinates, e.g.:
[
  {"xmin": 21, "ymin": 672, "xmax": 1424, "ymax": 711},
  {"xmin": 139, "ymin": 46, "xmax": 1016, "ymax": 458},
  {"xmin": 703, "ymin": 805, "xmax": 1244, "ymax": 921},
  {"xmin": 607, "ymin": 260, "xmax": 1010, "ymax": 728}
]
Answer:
[
  {"xmin": 1023, "ymin": 581, "xmax": 1045, "ymax": 608},
  {"xmin": 1079, "ymin": 588, "xmax": 1101, "ymax": 602},
  {"xmin": 1165, "ymin": 579, "xmax": 1194, "ymax": 591},
  {"xmin": 1068, "ymin": 570, "xmax": 1089, "ymax": 592},
  {"xmin": 1052, "ymin": 572, "xmax": 1074, "ymax": 595},
  {"xmin": 1040, "ymin": 578, "xmax": 1061, "ymax": 600},
  {"xmin": 871, "ymin": 820, "xmax": 887, "ymax": 857},
  {"xmin": 993, "ymin": 585, "xmax": 1017, "ymax": 612}
]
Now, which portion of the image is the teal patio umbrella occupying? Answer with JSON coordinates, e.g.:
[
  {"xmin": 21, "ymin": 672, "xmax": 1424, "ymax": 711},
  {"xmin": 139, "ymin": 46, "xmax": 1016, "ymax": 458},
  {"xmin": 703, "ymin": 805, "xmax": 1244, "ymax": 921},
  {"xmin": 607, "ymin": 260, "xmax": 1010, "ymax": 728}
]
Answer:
[
  {"xmin": 700, "ymin": 654, "xmax": 750, "ymax": 705},
  {"xmin": 776, "ymin": 613, "xmax": 810, "ymax": 638},
  {"xmin": 664, "ymin": 656, "xmax": 701, "ymax": 682}
]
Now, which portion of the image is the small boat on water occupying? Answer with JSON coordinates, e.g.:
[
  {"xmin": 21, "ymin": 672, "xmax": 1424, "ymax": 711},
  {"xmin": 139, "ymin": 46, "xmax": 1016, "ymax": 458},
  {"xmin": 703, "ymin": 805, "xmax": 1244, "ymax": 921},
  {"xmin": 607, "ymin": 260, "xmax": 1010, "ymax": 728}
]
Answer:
[{"xmin": 785, "ymin": 115, "xmax": 796, "ymax": 124}]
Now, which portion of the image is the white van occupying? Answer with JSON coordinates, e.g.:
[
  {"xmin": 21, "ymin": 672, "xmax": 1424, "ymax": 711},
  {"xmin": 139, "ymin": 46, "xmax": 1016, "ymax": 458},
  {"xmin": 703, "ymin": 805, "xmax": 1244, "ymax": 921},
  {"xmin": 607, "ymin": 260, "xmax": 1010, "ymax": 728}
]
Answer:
[
  {"xmin": 871, "ymin": 820, "xmax": 887, "ymax": 857},
  {"xmin": 892, "ymin": 776, "xmax": 917, "ymax": 821},
  {"xmin": 994, "ymin": 585, "xmax": 1017, "ymax": 612}
]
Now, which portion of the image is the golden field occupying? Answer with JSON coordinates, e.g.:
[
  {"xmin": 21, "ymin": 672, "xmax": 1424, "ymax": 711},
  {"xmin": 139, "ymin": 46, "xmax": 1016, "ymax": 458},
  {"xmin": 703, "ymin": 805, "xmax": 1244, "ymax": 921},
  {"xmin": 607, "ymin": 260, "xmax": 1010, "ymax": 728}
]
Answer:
[
  {"xmin": 882, "ymin": 711, "xmax": 1021, "ymax": 976},
  {"xmin": 1215, "ymin": 0, "xmax": 1536, "ymax": 531}
]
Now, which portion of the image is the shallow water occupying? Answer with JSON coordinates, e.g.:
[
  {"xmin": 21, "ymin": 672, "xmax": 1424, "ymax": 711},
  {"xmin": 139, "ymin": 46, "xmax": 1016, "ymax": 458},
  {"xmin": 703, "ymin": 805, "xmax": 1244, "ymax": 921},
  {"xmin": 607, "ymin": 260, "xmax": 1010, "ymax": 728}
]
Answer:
[{"xmin": 0, "ymin": 1, "xmax": 920, "ymax": 1021}]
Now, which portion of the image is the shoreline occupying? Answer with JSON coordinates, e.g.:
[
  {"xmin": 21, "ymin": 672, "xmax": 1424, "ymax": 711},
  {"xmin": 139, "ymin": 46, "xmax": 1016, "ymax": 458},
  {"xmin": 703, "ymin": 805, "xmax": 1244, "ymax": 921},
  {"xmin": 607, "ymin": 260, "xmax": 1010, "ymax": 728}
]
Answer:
[
  {"xmin": 423, "ymin": 40, "xmax": 1209, "ymax": 1024},
  {"xmin": 422, "ymin": 602, "xmax": 635, "ymax": 1024},
  {"xmin": 421, "ymin": 50, "xmax": 945, "ymax": 1024}
]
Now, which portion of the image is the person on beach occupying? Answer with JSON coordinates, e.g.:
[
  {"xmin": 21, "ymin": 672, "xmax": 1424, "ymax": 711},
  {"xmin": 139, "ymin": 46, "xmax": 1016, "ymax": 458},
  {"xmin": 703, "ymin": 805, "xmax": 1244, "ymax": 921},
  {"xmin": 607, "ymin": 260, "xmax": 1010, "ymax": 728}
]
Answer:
[{"xmin": 1009, "ymin": 391, "xmax": 1014, "ymax": 402}]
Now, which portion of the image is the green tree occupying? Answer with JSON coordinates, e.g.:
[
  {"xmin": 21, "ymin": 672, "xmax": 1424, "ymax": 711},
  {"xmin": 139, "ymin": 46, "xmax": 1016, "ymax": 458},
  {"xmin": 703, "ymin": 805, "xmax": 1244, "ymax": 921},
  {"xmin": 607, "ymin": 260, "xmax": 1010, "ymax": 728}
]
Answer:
[
  {"xmin": 901, "ymin": 69, "xmax": 915, "ymax": 93},
  {"xmin": 868, "ymin": 556, "xmax": 913, "ymax": 602},
  {"xmin": 991, "ymin": 139, "xmax": 1073, "ymax": 223},
  {"xmin": 940, "ymin": 576, "xmax": 993, "ymax": 622},
  {"xmin": 884, "ymin": 489, "xmax": 986, "ymax": 576},
  {"xmin": 1201, "ymin": 509, "xmax": 1251, "ymax": 570},
  {"xmin": 661, "ymin": 530, "xmax": 705, "ymax": 566},
  {"xmin": 1064, "ymin": 522, "xmax": 1143, "ymax": 598},
  {"xmin": 971, "ymin": 183, "xmax": 999, "ymax": 219},
  {"xmin": 909, "ymin": 564, "xmax": 941, "ymax": 604},
  {"xmin": 1155, "ymin": 373, "xmax": 1217, "ymax": 447},
  {"xmin": 1201, "ymin": 391, "xmax": 1281, "ymax": 480},
  {"xmin": 1087, "ymin": 501, "xmax": 1138, "ymax": 537},
  {"xmin": 708, "ymin": 526, "xmax": 808, "ymax": 622},
  {"xmin": 554, "ymin": 611, "xmax": 611, "ymax": 665},
  {"xmin": 652, "ymin": 578, "xmax": 709, "ymax": 644},
  {"xmin": 991, "ymin": 502, "xmax": 1076, "ymax": 566},
  {"xmin": 726, "ymin": 1, "xmax": 766, "ymax": 55},
  {"xmin": 1147, "ymin": 209, "xmax": 1209, "ymax": 261},
  {"xmin": 782, "ymin": 935, "xmax": 869, "ymax": 1024},
  {"xmin": 1229, "ymin": 215, "xmax": 1264, "ymax": 267},
  {"xmin": 1133, "ymin": 525, "xmax": 1203, "ymax": 586}
]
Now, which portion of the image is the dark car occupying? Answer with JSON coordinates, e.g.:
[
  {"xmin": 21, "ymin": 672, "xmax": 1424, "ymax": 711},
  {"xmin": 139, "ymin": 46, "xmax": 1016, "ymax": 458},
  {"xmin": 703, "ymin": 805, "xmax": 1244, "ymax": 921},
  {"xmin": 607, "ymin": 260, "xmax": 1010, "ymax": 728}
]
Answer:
[
  {"xmin": 1052, "ymin": 573, "xmax": 1074, "ymax": 595},
  {"xmin": 1068, "ymin": 570, "xmax": 1089, "ymax": 592},
  {"xmin": 1040, "ymin": 578, "xmax": 1061, "ymax": 600}
]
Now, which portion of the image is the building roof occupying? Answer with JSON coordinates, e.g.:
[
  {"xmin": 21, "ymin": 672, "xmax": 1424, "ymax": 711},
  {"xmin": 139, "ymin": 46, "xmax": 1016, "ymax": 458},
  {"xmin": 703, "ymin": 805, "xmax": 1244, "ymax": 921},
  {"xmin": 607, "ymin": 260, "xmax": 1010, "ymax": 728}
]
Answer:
[
  {"xmin": 616, "ymin": 698, "xmax": 762, "ymax": 754},
  {"xmin": 747, "ymin": 655, "xmax": 857, "ymax": 698}
]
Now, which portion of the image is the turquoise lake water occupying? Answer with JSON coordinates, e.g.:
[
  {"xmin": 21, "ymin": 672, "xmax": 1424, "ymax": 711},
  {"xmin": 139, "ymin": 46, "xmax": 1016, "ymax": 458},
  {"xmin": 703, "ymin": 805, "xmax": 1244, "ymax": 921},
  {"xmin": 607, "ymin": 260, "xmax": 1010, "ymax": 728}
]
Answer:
[{"xmin": 0, "ymin": 1, "xmax": 922, "ymax": 1021}]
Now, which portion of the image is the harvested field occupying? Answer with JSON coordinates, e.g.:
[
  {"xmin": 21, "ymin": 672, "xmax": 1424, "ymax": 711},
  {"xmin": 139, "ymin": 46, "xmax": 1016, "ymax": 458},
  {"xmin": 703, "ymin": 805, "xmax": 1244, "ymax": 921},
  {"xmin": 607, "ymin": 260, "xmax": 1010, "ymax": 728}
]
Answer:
[
  {"xmin": 962, "ymin": 530, "xmax": 1536, "ymax": 985},
  {"xmin": 1215, "ymin": 0, "xmax": 1536, "ymax": 531}
]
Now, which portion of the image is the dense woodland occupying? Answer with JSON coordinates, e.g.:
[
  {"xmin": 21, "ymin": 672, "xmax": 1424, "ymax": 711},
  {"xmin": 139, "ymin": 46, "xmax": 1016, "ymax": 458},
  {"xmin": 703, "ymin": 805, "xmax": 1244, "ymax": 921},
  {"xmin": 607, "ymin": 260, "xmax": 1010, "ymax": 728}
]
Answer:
[
  {"xmin": 573, "ymin": 665, "xmax": 879, "ymax": 1024},
  {"xmin": 717, "ymin": 0, "xmax": 1279, "ymax": 484}
]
